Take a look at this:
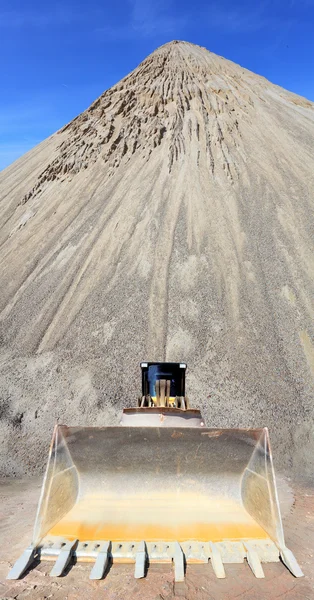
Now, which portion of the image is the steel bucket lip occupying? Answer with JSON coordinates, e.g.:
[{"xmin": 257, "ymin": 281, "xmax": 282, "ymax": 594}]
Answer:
[
  {"xmin": 57, "ymin": 424, "xmax": 269, "ymax": 438},
  {"xmin": 57, "ymin": 424, "xmax": 268, "ymax": 431},
  {"xmin": 57, "ymin": 424, "xmax": 269, "ymax": 448},
  {"xmin": 122, "ymin": 407, "xmax": 202, "ymax": 415}
]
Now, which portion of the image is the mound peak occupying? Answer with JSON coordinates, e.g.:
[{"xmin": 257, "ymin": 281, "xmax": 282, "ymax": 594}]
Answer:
[{"xmin": 18, "ymin": 39, "xmax": 259, "ymax": 204}]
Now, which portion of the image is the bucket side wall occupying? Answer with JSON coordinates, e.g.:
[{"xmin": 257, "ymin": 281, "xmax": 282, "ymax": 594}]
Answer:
[
  {"xmin": 241, "ymin": 428, "xmax": 285, "ymax": 546},
  {"xmin": 32, "ymin": 426, "xmax": 79, "ymax": 545}
]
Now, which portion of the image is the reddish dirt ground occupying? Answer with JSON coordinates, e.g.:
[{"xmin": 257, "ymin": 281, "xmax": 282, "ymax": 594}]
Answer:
[{"xmin": 0, "ymin": 477, "xmax": 313, "ymax": 599}]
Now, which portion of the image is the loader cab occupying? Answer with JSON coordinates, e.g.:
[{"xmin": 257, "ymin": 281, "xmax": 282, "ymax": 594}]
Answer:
[
  {"xmin": 141, "ymin": 362, "xmax": 186, "ymax": 398},
  {"xmin": 121, "ymin": 361, "xmax": 204, "ymax": 425},
  {"xmin": 140, "ymin": 362, "xmax": 187, "ymax": 407}
]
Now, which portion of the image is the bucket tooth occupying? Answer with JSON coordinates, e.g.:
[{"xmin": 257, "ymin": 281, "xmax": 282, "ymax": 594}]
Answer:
[
  {"xmin": 244, "ymin": 543, "xmax": 265, "ymax": 578},
  {"xmin": 209, "ymin": 542, "xmax": 226, "ymax": 578},
  {"xmin": 7, "ymin": 545, "xmax": 37, "ymax": 580},
  {"xmin": 173, "ymin": 542, "xmax": 185, "ymax": 582},
  {"xmin": 134, "ymin": 541, "xmax": 146, "ymax": 579},
  {"xmin": 50, "ymin": 539, "xmax": 78, "ymax": 577},
  {"xmin": 279, "ymin": 546, "xmax": 304, "ymax": 578},
  {"xmin": 90, "ymin": 541, "xmax": 110, "ymax": 580}
]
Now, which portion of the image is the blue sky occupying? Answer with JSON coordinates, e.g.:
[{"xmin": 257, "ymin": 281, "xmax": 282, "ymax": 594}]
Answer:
[{"xmin": 1, "ymin": 0, "xmax": 314, "ymax": 170}]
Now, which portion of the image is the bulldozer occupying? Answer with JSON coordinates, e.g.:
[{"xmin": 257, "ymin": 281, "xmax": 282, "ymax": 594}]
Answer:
[{"xmin": 8, "ymin": 362, "xmax": 303, "ymax": 582}]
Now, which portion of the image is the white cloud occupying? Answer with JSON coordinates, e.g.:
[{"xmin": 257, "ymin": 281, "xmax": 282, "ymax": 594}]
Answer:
[
  {"xmin": 96, "ymin": 0, "xmax": 188, "ymax": 40},
  {"xmin": 130, "ymin": 0, "xmax": 187, "ymax": 36}
]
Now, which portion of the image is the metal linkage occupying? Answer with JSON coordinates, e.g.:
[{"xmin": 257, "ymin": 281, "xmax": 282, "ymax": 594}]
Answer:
[
  {"xmin": 7, "ymin": 538, "xmax": 303, "ymax": 581},
  {"xmin": 183, "ymin": 541, "xmax": 210, "ymax": 563}
]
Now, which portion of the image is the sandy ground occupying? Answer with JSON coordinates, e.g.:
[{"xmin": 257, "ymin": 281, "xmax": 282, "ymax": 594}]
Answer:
[
  {"xmin": 0, "ymin": 476, "xmax": 313, "ymax": 600},
  {"xmin": 0, "ymin": 41, "xmax": 313, "ymax": 485}
]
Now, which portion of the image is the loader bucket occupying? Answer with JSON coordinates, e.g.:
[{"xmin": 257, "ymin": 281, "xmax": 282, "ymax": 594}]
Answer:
[{"xmin": 8, "ymin": 424, "xmax": 303, "ymax": 581}]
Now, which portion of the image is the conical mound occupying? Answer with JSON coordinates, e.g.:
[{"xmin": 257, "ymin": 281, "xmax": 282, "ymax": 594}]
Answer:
[{"xmin": 0, "ymin": 41, "xmax": 314, "ymax": 477}]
